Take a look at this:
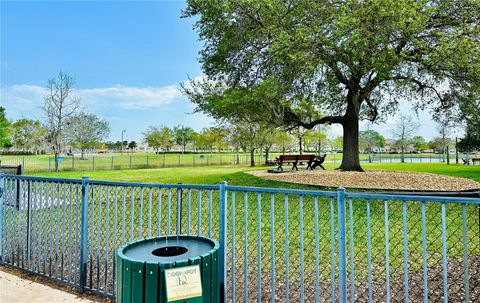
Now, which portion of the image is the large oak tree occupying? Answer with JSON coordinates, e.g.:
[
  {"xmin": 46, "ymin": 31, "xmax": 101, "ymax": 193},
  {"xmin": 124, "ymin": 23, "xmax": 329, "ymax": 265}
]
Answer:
[{"xmin": 183, "ymin": 0, "xmax": 480, "ymax": 171}]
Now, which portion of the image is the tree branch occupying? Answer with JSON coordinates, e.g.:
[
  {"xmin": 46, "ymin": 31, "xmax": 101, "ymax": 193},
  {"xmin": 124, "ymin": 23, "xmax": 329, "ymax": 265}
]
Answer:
[
  {"xmin": 391, "ymin": 75, "xmax": 445, "ymax": 102},
  {"xmin": 363, "ymin": 96, "xmax": 378, "ymax": 122},
  {"xmin": 282, "ymin": 108, "xmax": 347, "ymax": 129}
]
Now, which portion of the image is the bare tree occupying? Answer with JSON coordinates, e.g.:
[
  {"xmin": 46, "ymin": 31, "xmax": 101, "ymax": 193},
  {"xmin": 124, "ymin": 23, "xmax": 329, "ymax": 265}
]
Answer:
[
  {"xmin": 43, "ymin": 71, "xmax": 79, "ymax": 171},
  {"xmin": 391, "ymin": 115, "xmax": 420, "ymax": 163},
  {"xmin": 291, "ymin": 126, "xmax": 307, "ymax": 155},
  {"xmin": 435, "ymin": 120, "xmax": 453, "ymax": 161}
]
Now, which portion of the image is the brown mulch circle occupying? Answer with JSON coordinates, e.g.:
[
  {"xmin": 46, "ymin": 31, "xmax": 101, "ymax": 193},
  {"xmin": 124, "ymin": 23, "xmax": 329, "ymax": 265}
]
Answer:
[{"xmin": 250, "ymin": 169, "xmax": 480, "ymax": 191}]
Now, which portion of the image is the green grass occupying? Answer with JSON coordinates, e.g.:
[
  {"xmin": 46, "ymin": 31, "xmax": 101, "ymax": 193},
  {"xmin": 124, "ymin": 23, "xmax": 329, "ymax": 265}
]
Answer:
[
  {"xmin": 30, "ymin": 162, "xmax": 480, "ymax": 186},
  {"xmin": 1, "ymin": 151, "xmax": 465, "ymax": 174},
  {"xmin": 1, "ymin": 153, "xmax": 265, "ymax": 173}
]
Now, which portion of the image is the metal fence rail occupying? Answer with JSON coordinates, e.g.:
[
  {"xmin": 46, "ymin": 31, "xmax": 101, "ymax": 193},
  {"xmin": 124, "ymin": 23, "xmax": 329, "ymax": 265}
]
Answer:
[{"xmin": 0, "ymin": 174, "xmax": 479, "ymax": 302}]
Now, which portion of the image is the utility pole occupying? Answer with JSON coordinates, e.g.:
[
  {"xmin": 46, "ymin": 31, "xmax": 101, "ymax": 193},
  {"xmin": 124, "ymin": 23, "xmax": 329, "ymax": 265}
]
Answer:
[
  {"xmin": 455, "ymin": 137, "xmax": 459, "ymax": 164},
  {"xmin": 121, "ymin": 129, "xmax": 126, "ymax": 154}
]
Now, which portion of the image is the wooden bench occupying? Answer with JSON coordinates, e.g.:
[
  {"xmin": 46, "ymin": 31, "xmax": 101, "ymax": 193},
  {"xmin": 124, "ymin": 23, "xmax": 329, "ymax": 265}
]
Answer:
[
  {"xmin": 473, "ymin": 158, "xmax": 480, "ymax": 165},
  {"xmin": 277, "ymin": 154, "xmax": 326, "ymax": 171}
]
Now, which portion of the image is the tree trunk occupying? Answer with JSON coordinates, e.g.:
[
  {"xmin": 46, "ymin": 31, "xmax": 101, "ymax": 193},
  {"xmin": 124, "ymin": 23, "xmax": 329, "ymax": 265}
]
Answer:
[
  {"xmin": 250, "ymin": 149, "xmax": 255, "ymax": 166},
  {"xmin": 401, "ymin": 144, "xmax": 405, "ymax": 163},
  {"xmin": 338, "ymin": 118, "xmax": 363, "ymax": 171},
  {"xmin": 299, "ymin": 137, "xmax": 303, "ymax": 155},
  {"xmin": 264, "ymin": 148, "xmax": 270, "ymax": 165},
  {"xmin": 81, "ymin": 149, "xmax": 85, "ymax": 159},
  {"xmin": 54, "ymin": 152, "xmax": 59, "ymax": 172}
]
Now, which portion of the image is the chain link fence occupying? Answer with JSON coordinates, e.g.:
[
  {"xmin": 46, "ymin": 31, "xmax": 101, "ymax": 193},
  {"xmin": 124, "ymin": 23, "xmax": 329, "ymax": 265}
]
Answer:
[
  {"xmin": 1, "ymin": 175, "xmax": 479, "ymax": 302},
  {"xmin": 1, "ymin": 151, "xmax": 473, "ymax": 173}
]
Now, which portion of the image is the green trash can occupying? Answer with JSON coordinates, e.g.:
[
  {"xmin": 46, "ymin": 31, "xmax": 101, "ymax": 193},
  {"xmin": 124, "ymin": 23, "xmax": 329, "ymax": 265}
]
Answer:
[{"xmin": 117, "ymin": 235, "xmax": 220, "ymax": 303}]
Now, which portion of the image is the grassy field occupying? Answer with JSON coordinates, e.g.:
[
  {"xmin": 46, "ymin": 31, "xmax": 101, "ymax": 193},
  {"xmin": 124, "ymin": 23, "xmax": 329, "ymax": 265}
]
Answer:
[
  {"xmin": 1, "ymin": 151, "xmax": 468, "ymax": 173},
  {"xmin": 1, "ymin": 153, "xmax": 265, "ymax": 172},
  {"xmin": 29, "ymin": 162, "xmax": 480, "ymax": 185}
]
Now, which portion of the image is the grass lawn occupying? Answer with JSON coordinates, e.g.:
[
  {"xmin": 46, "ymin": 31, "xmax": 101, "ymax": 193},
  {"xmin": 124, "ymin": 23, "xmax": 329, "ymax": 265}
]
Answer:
[
  {"xmin": 2, "ymin": 151, "xmax": 465, "ymax": 174},
  {"xmin": 29, "ymin": 162, "xmax": 480, "ymax": 186}
]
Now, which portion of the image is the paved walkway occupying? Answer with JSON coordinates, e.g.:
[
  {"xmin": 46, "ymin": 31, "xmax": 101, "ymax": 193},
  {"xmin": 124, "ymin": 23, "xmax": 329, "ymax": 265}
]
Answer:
[{"xmin": 0, "ymin": 270, "xmax": 97, "ymax": 303}]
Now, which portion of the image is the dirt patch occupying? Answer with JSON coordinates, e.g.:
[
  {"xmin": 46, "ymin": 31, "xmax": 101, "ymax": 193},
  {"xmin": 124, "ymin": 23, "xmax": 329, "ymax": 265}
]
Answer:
[
  {"xmin": 250, "ymin": 169, "xmax": 480, "ymax": 191},
  {"xmin": 0, "ymin": 265, "xmax": 110, "ymax": 302},
  {"xmin": 227, "ymin": 255, "xmax": 480, "ymax": 302}
]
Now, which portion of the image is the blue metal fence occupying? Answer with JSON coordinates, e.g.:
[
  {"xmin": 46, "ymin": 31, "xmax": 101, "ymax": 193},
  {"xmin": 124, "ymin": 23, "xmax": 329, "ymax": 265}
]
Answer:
[{"xmin": 0, "ymin": 174, "xmax": 479, "ymax": 302}]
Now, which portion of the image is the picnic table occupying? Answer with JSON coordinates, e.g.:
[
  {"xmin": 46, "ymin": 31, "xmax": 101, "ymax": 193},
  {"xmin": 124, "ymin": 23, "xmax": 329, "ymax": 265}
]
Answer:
[
  {"xmin": 277, "ymin": 154, "xmax": 326, "ymax": 171},
  {"xmin": 463, "ymin": 157, "xmax": 480, "ymax": 165}
]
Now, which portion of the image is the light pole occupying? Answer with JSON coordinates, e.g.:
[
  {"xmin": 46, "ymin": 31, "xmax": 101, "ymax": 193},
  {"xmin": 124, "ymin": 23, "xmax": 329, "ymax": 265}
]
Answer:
[{"xmin": 121, "ymin": 130, "xmax": 126, "ymax": 154}]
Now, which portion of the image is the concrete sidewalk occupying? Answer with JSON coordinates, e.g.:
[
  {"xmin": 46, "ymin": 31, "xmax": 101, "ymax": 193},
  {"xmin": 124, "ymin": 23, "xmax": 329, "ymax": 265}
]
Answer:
[{"xmin": 0, "ymin": 270, "xmax": 97, "ymax": 303}]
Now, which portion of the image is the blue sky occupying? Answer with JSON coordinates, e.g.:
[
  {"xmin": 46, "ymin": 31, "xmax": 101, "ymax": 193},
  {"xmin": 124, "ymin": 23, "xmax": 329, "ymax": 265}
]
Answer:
[
  {"xmin": 1, "ymin": 0, "xmax": 213, "ymax": 142},
  {"xmin": 0, "ymin": 0, "xmax": 455, "ymax": 142}
]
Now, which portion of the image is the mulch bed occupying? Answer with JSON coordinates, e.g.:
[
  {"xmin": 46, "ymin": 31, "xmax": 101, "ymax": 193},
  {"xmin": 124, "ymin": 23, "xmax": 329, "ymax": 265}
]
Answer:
[{"xmin": 251, "ymin": 170, "xmax": 480, "ymax": 191}]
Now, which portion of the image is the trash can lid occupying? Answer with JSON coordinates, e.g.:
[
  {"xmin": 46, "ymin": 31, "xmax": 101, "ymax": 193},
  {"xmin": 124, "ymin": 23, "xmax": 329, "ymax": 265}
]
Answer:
[{"xmin": 121, "ymin": 235, "xmax": 217, "ymax": 263}]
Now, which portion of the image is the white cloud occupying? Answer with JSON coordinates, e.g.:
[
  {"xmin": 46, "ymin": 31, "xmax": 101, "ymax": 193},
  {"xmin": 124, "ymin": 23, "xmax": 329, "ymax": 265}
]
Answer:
[
  {"xmin": 0, "ymin": 84, "xmax": 46, "ymax": 120},
  {"xmin": 78, "ymin": 85, "xmax": 182, "ymax": 110},
  {"xmin": 1, "ymin": 83, "xmax": 184, "ymax": 119}
]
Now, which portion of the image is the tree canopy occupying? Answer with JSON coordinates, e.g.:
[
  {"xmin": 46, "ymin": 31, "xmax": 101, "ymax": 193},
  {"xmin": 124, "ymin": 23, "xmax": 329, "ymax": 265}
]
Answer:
[
  {"xmin": 173, "ymin": 125, "xmax": 197, "ymax": 153},
  {"xmin": 11, "ymin": 119, "xmax": 47, "ymax": 152},
  {"xmin": 143, "ymin": 126, "xmax": 174, "ymax": 152},
  {"xmin": 457, "ymin": 94, "xmax": 480, "ymax": 151},
  {"xmin": 359, "ymin": 130, "xmax": 385, "ymax": 152},
  {"xmin": 0, "ymin": 107, "xmax": 12, "ymax": 148},
  {"xmin": 183, "ymin": 0, "xmax": 480, "ymax": 171},
  {"xmin": 65, "ymin": 112, "xmax": 111, "ymax": 158}
]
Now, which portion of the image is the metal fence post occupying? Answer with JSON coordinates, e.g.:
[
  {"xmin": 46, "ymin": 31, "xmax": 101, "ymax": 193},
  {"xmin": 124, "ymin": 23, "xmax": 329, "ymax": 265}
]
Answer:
[
  {"xmin": 26, "ymin": 180, "xmax": 32, "ymax": 268},
  {"xmin": 218, "ymin": 181, "xmax": 227, "ymax": 303},
  {"xmin": 177, "ymin": 183, "xmax": 183, "ymax": 235},
  {"xmin": 79, "ymin": 176, "xmax": 89, "ymax": 292},
  {"xmin": 337, "ymin": 187, "xmax": 347, "ymax": 303},
  {"xmin": 0, "ymin": 174, "xmax": 4, "ymax": 261}
]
